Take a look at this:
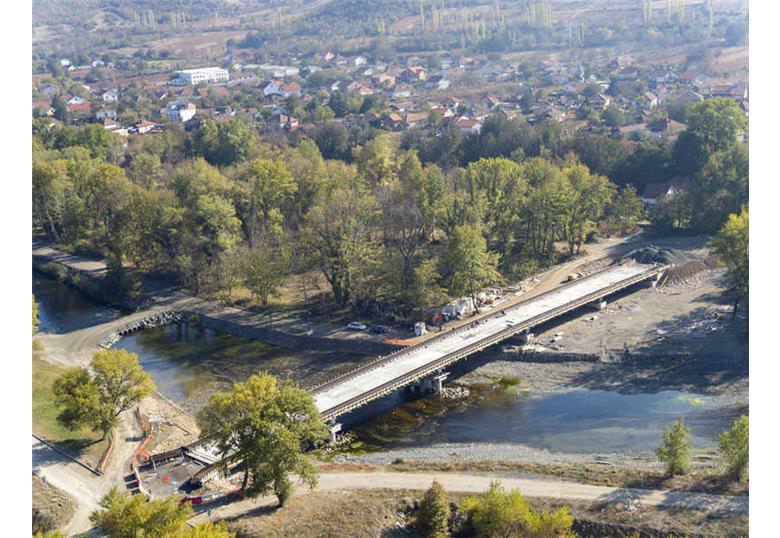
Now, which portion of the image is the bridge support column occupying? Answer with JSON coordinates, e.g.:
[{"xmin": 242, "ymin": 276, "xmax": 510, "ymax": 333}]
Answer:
[
  {"xmin": 328, "ymin": 422, "xmax": 342, "ymax": 446},
  {"xmin": 650, "ymin": 272, "xmax": 662, "ymax": 288},
  {"xmin": 591, "ymin": 299, "xmax": 607, "ymax": 311},
  {"xmin": 521, "ymin": 328, "xmax": 535, "ymax": 344},
  {"xmin": 431, "ymin": 372, "xmax": 449, "ymax": 396}
]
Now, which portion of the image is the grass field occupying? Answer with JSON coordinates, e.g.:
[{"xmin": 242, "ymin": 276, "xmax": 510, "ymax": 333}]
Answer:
[{"xmin": 32, "ymin": 355, "xmax": 105, "ymax": 461}]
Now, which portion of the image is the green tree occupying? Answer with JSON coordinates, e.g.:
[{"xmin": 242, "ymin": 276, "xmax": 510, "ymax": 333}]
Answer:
[
  {"xmin": 305, "ymin": 186, "xmax": 380, "ymax": 306},
  {"xmin": 53, "ymin": 350, "xmax": 155, "ymax": 438},
  {"xmin": 655, "ymin": 419, "xmax": 691, "ymax": 476},
  {"xmin": 355, "ymin": 134, "xmax": 396, "ymax": 186},
  {"xmin": 673, "ymin": 98, "xmax": 747, "ymax": 176},
  {"xmin": 690, "ymin": 144, "xmax": 748, "ymax": 233},
  {"xmin": 718, "ymin": 415, "xmax": 749, "ymax": 482},
  {"xmin": 236, "ymin": 159, "xmax": 297, "ymax": 243},
  {"xmin": 709, "ymin": 208, "xmax": 749, "ymax": 315},
  {"xmin": 409, "ymin": 258, "xmax": 449, "ymax": 318},
  {"xmin": 602, "ymin": 106, "xmax": 625, "ymax": 128},
  {"xmin": 242, "ymin": 247, "xmax": 288, "ymax": 305},
  {"xmin": 33, "ymin": 295, "xmax": 40, "ymax": 334},
  {"xmin": 604, "ymin": 185, "xmax": 643, "ymax": 234},
  {"xmin": 459, "ymin": 481, "xmax": 574, "ymax": 537},
  {"xmin": 561, "ymin": 162, "xmax": 616, "ymax": 255},
  {"xmin": 90, "ymin": 487, "xmax": 234, "ymax": 537},
  {"xmin": 33, "ymin": 531, "xmax": 65, "ymax": 538},
  {"xmin": 197, "ymin": 373, "xmax": 328, "ymax": 505},
  {"xmin": 445, "ymin": 225, "xmax": 502, "ymax": 308},
  {"xmin": 416, "ymin": 480, "xmax": 450, "ymax": 537},
  {"xmin": 313, "ymin": 104, "xmax": 336, "ymax": 122}
]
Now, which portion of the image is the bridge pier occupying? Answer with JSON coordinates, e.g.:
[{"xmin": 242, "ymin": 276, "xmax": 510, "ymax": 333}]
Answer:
[
  {"xmin": 591, "ymin": 299, "xmax": 607, "ymax": 311},
  {"xmin": 650, "ymin": 272, "xmax": 663, "ymax": 288},
  {"xmin": 431, "ymin": 372, "xmax": 449, "ymax": 396},
  {"xmin": 328, "ymin": 422, "xmax": 342, "ymax": 446},
  {"xmin": 521, "ymin": 328, "xmax": 535, "ymax": 344}
]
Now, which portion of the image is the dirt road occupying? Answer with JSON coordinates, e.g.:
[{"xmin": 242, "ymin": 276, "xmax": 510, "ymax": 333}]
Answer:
[
  {"xmin": 32, "ymin": 437, "xmax": 111, "ymax": 536},
  {"xmin": 188, "ymin": 470, "xmax": 748, "ymax": 527}
]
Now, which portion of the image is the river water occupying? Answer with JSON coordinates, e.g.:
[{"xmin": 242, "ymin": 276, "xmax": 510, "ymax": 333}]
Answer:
[{"xmin": 33, "ymin": 271, "xmax": 732, "ymax": 452}]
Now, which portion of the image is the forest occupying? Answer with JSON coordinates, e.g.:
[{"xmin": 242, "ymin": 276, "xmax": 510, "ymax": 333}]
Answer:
[{"xmin": 32, "ymin": 98, "xmax": 747, "ymax": 320}]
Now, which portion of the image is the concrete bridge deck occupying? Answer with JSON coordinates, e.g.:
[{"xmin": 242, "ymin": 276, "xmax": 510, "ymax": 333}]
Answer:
[{"xmin": 314, "ymin": 262, "xmax": 666, "ymax": 420}]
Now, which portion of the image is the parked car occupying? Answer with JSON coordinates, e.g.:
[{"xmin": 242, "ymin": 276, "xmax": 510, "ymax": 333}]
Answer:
[
  {"xmin": 346, "ymin": 321, "xmax": 368, "ymax": 331},
  {"xmin": 370, "ymin": 324, "xmax": 389, "ymax": 334}
]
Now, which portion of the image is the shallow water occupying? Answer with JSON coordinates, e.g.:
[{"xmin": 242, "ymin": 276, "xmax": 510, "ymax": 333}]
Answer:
[
  {"xmin": 348, "ymin": 386, "xmax": 736, "ymax": 453},
  {"xmin": 33, "ymin": 272, "xmax": 737, "ymax": 453},
  {"xmin": 33, "ymin": 271, "xmax": 123, "ymax": 333},
  {"xmin": 114, "ymin": 321, "xmax": 363, "ymax": 413}
]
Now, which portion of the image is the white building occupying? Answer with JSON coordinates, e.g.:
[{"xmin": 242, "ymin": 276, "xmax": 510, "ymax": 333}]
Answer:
[
  {"xmin": 163, "ymin": 102, "xmax": 197, "ymax": 123},
  {"xmin": 175, "ymin": 67, "xmax": 230, "ymax": 86},
  {"xmin": 102, "ymin": 89, "xmax": 118, "ymax": 102}
]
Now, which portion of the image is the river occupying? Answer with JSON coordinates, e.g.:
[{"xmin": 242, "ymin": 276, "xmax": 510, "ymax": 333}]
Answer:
[{"xmin": 33, "ymin": 271, "xmax": 732, "ymax": 453}]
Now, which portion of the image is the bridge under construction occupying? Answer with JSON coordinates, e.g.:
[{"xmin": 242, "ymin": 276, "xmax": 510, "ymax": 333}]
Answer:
[{"xmin": 313, "ymin": 261, "xmax": 667, "ymax": 425}]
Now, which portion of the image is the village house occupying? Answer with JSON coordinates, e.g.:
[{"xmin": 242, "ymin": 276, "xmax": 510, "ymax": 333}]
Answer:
[
  {"xmin": 400, "ymin": 66, "xmax": 427, "ymax": 83},
  {"xmin": 263, "ymin": 80, "xmax": 301, "ymax": 99},
  {"xmin": 163, "ymin": 102, "xmax": 197, "ymax": 123},
  {"xmin": 452, "ymin": 116, "xmax": 483, "ymax": 134},
  {"xmin": 102, "ymin": 117, "xmax": 119, "ymax": 131},
  {"xmin": 589, "ymin": 93, "xmax": 612, "ymax": 110},
  {"xmin": 102, "ymin": 89, "xmax": 118, "ymax": 102},
  {"xmin": 133, "ymin": 119, "xmax": 157, "ymax": 135},
  {"xmin": 641, "ymin": 178, "xmax": 688, "ymax": 209},
  {"xmin": 404, "ymin": 111, "xmax": 429, "ymax": 128}
]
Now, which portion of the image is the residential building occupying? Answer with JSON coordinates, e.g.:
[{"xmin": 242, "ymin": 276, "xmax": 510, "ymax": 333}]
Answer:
[{"xmin": 163, "ymin": 102, "xmax": 197, "ymax": 123}]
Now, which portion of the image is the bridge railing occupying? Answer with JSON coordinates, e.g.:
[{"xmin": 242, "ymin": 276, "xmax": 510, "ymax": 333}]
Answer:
[
  {"xmin": 319, "ymin": 263, "xmax": 666, "ymax": 420},
  {"xmin": 310, "ymin": 261, "xmax": 630, "ymax": 393},
  {"xmin": 310, "ymin": 261, "xmax": 661, "ymax": 396}
]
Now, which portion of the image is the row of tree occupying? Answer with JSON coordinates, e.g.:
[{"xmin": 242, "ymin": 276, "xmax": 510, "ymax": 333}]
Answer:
[{"xmin": 33, "ymin": 121, "xmax": 642, "ymax": 317}]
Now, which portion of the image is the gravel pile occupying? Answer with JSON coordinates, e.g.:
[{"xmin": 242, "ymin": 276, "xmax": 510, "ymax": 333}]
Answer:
[{"xmin": 622, "ymin": 245, "xmax": 695, "ymax": 266}]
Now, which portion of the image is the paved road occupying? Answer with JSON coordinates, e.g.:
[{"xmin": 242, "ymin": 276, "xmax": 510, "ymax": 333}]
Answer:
[
  {"xmin": 188, "ymin": 470, "xmax": 749, "ymax": 526},
  {"xmin": 314, "ymin": 262, "xmax": 661, "ymax": 416}
]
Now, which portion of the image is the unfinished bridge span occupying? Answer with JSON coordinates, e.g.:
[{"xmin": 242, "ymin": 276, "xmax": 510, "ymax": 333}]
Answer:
[{"xmin": 313, "ymin": 261, "xmax": 667, "ymax": 424}]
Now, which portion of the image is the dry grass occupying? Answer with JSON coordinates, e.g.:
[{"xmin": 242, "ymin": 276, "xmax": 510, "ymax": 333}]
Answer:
[
  {"xmin": 224, "ymin": 486, "xmax": 748, "ymax": 538},
  {"xmin": 227, "ymin": 489, "xmax": 416, "ymax": 538},
  {"xmin": 32, "ymin": 473, "xmax": 76, "ymax": 534},
  {"xmin": 318, "ymin": 460, "xmax": 749, "ymax": 496}
]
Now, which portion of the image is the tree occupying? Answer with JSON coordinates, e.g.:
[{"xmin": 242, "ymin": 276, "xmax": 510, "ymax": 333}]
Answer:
[
  {"xmin": 305, "ymin": 186, "xmax": 380, "ymax": 306},
  {"xmin": 33, "ymin": 295, "xmax": 40, "ymax": 334},
  {"xmin": 603, "ymin": 185, "xmax": 643, "ymax": 235},
  {"xmin": 718, "ymin": 415, "xmax": 749, "ymax": 482},
  {"xmin": 459, "ymin": 481, "xmax": 574, "ymax": 537},
  {"xmin": 602, "ymin": 106, "xmax": 625, "ymax": 128},
  {"xmin": 709, "ymin": 208, "xmax": 749, "ymax": 315},
  {"xmin": 690, "ymin": 144, "xmax": 748, "ymax": 233},
  {"xmin": 53, "ymin": 350, "xmax": 155, "ymax": 438},
  {"xmin": 672, "ymin": 98, "xmax": 747, "ymax": 176},
  {"xmin": 560, "ymin": 162, "xmax": 616, "ymax": 255},
  {"xmin": 655, "ymin": 419, "xmax": 691, "ymax": 476},
  {"xmin": 416, "ymin": 480, "xmax": 450, "ymax": 537},
  {"xmin": 445, "ymin": 225, "xmax": 501, "ymax": 308},
  {"xmin": 242, "ymin": 247, "xmax": 288, "ymax": 305},
  {"xmin": 197, "ymin": 373, "xmax": 328, "ymax": 505},
  {"xmin": 236, "ymin": 159, "xmax": 297, "ymax": 243},
  {"xmin": 90, "ymin": 487, "xmax": 234, "ymax": 537},
  {"xmin": 409, "ymin": 258, "xmax": 449, "ymax": 318}
]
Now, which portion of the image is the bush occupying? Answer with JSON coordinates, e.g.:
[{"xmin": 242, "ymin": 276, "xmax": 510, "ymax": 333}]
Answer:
[
  {"xmin": 458, "ymin": 481, "xmax": 574, "ymax": 537},
  {"xmin": 416, "ymin": 480, "xmax": 450, "ymax": 537},
  {"xmin": 655, "ymin": 419, "xmax": 691, "ymax": 476},
  {"xmin": 718, "ymin": 415, "xmax": 749, "ymax": 482}
]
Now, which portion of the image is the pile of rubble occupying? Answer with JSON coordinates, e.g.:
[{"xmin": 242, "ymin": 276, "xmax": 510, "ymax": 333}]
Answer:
[
  {"xmin": 440, "ymin": 385, "xmax": 470, "ymax": 399},
  {"xmin": 99, "ymin": 311, "xmax": 183, "ymax": 348}
]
